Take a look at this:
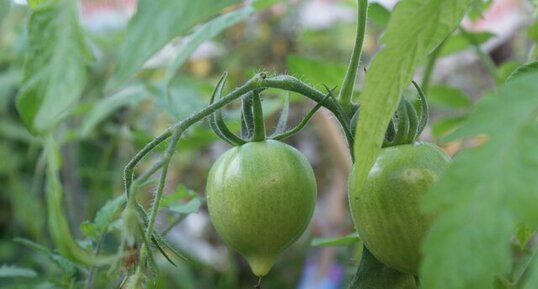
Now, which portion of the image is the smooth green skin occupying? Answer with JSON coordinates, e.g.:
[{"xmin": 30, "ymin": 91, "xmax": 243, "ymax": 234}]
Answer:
[
  {"xmin": 349, "ymin": 142, "xmax": 450, "ymax": 275},
  {"xmin": 206, "ymin": 140, "xmax": 317, "ymax": 277}
]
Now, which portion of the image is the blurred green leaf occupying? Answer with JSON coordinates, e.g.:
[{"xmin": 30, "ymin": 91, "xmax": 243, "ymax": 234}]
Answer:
[
  {"xmin": 352, "ymin": 0, "xmax": 473, "ymax": 229},
  {"xmin": 165, "ymin": 4, "xmax": 258, "ymax": 87},
  {"xmin": 0, "ymin": 265, "xmax": 37, "ymax": 278},
  {"xmin": 16, "ymin": 238, "xmax": 77, "ymax": 277},
  {"xmin": 467, "ymin": 0, "xmax": 493, "ymax": 21},
  {"xmin": 311, "ymin": 232, "xmax": 360, "ymax": 247},
  {"xmin": 428, "ymin": 85, "xmax": 472, "ymax": 110},
  {"xmin": 440, "ymin": 31, "xmax": 495, "ymax": 57},
  {"xmin": 528, "ymin": 22, "xmax": 538, "ymax": 43},
  {"xmin": 496, "ymin": 61, "xmax": 521, "ymax": 84},
  {"xmin": 80, "ymin": 85, "xmax": 150, "ymax": 137},
  {"xmin": 514, "ymin": 224, "xmax": 535, "ymax": 251},
  {"xmin": 107, "ymin": 0, "xmax": 240, "ymax": 91},
  {"xmin": 0, "ymin": 118, "xmax": 37, "ymax": 143},
  {"xmin": 168, "ymin": 198, "xmax": 202, "ymax": 215},
  {"xmin": 0, "ymin": 0, "xmax": 10, "ymax": 24},
  {"xmin": 161, "ymin": 185, "xmax": 202, "ymax": 215},
  {"xmin": 81, "ymin": 195, "xmax": 126, "ymax": 240},
  {"xmin": 421, "ymin": 69, "xmax": 538, "ymax": 289},
  {"xmin": 286, "ymin": 55, "xmax": 347, "ymax": 90},
  {"xmin": 506, "ymin": 61, "xmax": 538, "ymax": 82},
  {"xmin": 16, "ymin": 0, "xmax": 89, "ymax": 134},
  {"xmin": 431, "ymin": 116, "xmax": 468, "ymax": 140},
  {"xmin": 80, "ymin": 221, "xmax": 99, "ymax": 240},
  {"xmin": 368, "ymin": 3, "xmax": 391, "ymax": 29}
]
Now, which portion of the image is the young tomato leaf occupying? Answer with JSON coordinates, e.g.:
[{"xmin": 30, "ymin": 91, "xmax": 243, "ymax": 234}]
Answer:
[
  {"xmin": 421, "ymin": 68, "xmax": 538, "ymax": 289},
  {"xmin": 107, "ymin": 0, "xmax": 239, "ymax": 91},
  {"xmin": 351, "ymin": 0, "xmax": 473, "ymax": 209},
  {"xmin": 16, "ymin": 0, "xmax": 89, "ymax": 134}
]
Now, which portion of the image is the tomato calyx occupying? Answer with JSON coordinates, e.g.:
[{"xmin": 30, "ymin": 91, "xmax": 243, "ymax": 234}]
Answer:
[
  {"xmin": 383, "ymin": 81, "xmax": 429, "ymax": 148},
  {"xmin": 208, "ymin": 73, "xmax": 332, "ymax": 145}
]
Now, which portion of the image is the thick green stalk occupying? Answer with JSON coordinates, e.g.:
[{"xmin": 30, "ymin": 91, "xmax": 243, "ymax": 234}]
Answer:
[
  {"xmin": 338, "ymin": 0, "xmax": 368, "ymax": 115},
  {"xmin": 251, "ymin": 90, "xmax": 266, "ymax": 142}
]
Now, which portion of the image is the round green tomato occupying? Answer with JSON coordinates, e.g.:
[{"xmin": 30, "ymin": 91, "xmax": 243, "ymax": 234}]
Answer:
[
  {"xmin": 206, "ymin": 140, "xmax": 317, "ymax": 277},
  {"xmin": 348, "ymin": 142, "xmax": 450, "ymax": 274}
]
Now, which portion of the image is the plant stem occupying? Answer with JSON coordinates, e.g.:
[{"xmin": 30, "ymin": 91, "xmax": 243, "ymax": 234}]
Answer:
[
  {"xmin": 251, "ymin": 90, "xmax": 266, "ymax": 141},
  {"xmin": 143, "ymin": 129, "xmax": 181, "ymax": 243},
  {"xmin": 421, "ymin": 37, "xmax": 447, "ymax": 94},
  {"xmin": 123, "ymin": 75, "xmax": 260, "ymax": 199},
  {"xmin": 258, "ymin": 75, "xmax": 354, "ymax": 159},
  {"xmin": 338, "ymin": 0, "xmax": 368, "ymax": 115}
]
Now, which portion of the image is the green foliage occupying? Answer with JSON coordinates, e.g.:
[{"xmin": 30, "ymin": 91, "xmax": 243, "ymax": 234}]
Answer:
[
  {"xmin": 421, "ymin": 67, "xmax": 538, "ymax": 289},
  {"xmin": 427, "ymin": 85, "xmax": 472, "ymax": 110},
  {"xmin": 164, "ymin": 3, "xmax": 263, "ymax": 89},
  {"xmin": 107, "ymin": 0, "xmax": 240, "ymax": 90},
  {"xmin": 351, "ymin": 0, "xmax": 473, "ymax": 211},
  {"xmin": 286, "ymin": 55, "xmax": 347, "ymax": 90},
  {"xmin": 0, "ymin": 265, "xmax": 37, "ymax": 278},
  {"xmin": 16, "ymin": 0, "xmax": 89, "ymax": 134},
  {"xmin": 440, "ymin": 31, "xmax": 495, "ymax": 57}
]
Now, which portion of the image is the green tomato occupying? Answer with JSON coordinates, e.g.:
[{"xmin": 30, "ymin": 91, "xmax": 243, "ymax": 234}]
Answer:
[
  {"xmin": 348, "ymin": 142, "xmax": 450, "ymax": 274},
  {"xmin": 206, "ymin": 140, "xmax": 317, "ymax": 277}
]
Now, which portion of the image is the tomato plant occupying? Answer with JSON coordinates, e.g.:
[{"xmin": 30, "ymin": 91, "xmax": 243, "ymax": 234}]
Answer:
[
  {"xmin": 349, "ymin": 142, "xmax": 451, "ymax": 274},
  {"xmin": 4, "ymin": 0, "xmax": 538, "ymax": 288}
]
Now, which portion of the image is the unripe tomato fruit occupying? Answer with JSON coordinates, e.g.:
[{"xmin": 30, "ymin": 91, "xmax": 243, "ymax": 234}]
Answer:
[
  {"xmin": 206, "ymin": 140, "xmax": 316, "ymax": 277},
  {"xmin": 349, "ymin": 142, "xmax": 450, "ymax": 274}
]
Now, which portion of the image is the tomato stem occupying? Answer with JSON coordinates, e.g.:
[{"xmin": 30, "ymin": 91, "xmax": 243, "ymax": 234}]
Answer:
[
  {"xmin": 338, "ymin": 0, "xmax": 369, "ymax": 115},
  {"xmin": 251, "ymin": 89, "xmax": 266, "ymax": 142}
]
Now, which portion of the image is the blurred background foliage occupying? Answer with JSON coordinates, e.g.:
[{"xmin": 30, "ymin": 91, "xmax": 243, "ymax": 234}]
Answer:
[{"xmin": 0, "ymin": 0, "xmax": 536, "ymax": 288}]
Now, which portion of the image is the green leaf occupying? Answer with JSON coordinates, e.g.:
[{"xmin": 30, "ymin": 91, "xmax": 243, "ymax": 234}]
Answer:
[
  {"xmin": 440, "ymin": 31, "xmax": 495, "ymax": 57},
  {"xmin": 522, "ymin": 253, "xmax": 538, "ymax": 289},
  {"xmin": 168, "ymin": 198, "xmax": 202, "ymax": 215},
  {"xmin": 428, "ymin": 85, "xmax": 472, "ymax": 110},
  {"xmin": 15, "ymin": 238, "xmax": 77, "ymax": 277},
  {"xmin": 421, "ymin": 69, "xmax": 538, "ymax": 289},
  {"xmin": 93, "ymin": 195, "xmax": 126, "ymax": 234},
  {"xmin": 368, "ymin": 3, "xmax": 391, "ymax": 29},
  {"xmin": 286, "ymin": 55, "xmax": 347, "ymax": 90},
  {"xmin": 348, "ymin": 247, "xmax": 417, "ymax": 289},
  {"xmin": 80, "ymin": 85, "xmax": 150, "ymax": 137},
  {"xmin": 431, "ymin": 116, "xmax": 468, "ymax": 140},
  {"xmin": 514, "ymin": 224, "xmax": 536, "ymax": 251},
  {"xmin": 107, "ymin": 0, "xmax": 239, "ymax": 91},
  {"xmin": 310, "ymin": 232, "xmax": 360, "ymax": 247},
  {"xmin": 164, "ymin": 5, "xmax": 258, "ymax": 87},
  {"xmin": 351, "ymin": 0, "xmax": 473, "ymax": 220},
  {"xmin": 467, "ymin": 0, "xmax": 493, "ymax": 21},
  {"xmin": 16, "ymin": 0, "xmax": 89, "ymax": 134},
  {"xmin": 528, "ymin": 22, "xmax": 538, "ymax": 43},
  {"xmin": 0, "ymin": 265, "xmax": 38, "ymax": 278}
]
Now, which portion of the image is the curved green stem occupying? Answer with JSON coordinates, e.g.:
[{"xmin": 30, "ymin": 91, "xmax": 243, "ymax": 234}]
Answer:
[
  {"xmin": 251, "ymin": 90, "xmax": 266, "ymax": 142},
  {"xmin": 338, "ymin": 0, "xmax": 369, "ymax": 115},
  {"xmin": 241, "ymin": 93, "xmax": 255, "ymax": 139},
  {"xmin": 123, "ymin": 75, "xmax": 260, "ymax": 199},
  {"xmin": 254, "ymin": 75, "xmax": 355, "ymax": 159},
  {"xmin": 271, "ymin": 93, "xmax": 329, "ymax": 141}
]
